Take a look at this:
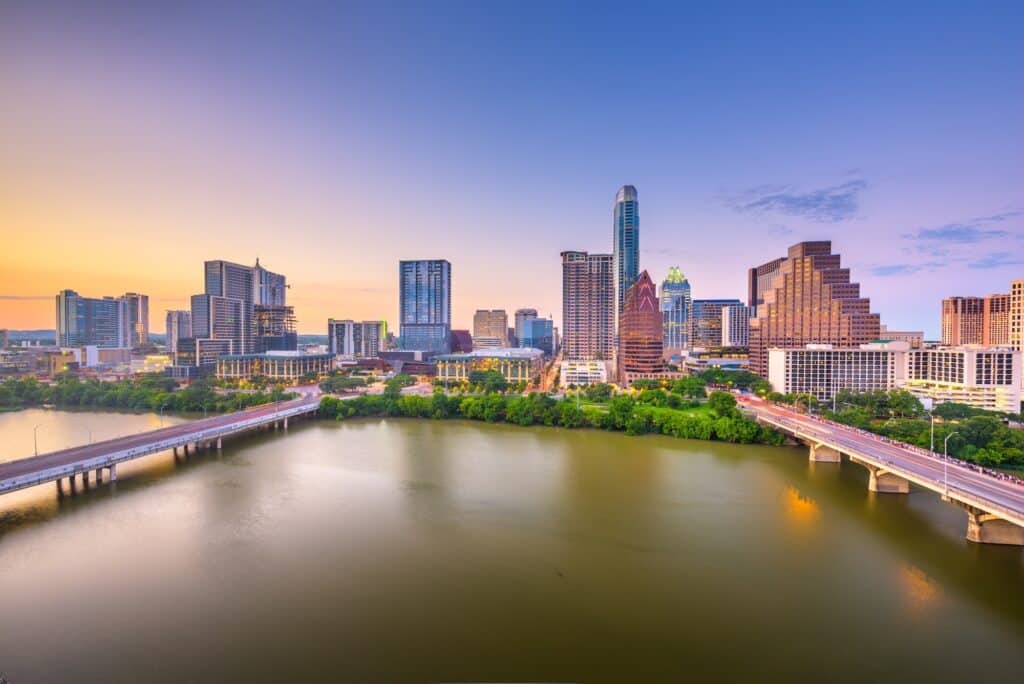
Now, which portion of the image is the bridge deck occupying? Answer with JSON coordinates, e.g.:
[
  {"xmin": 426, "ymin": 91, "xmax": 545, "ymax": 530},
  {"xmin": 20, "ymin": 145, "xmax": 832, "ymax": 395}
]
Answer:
[
  {"xmin": 740, "ymin": 397, "xmax": 1024, "ymax": 528},
  {"xmin": 0, "ymin": 396, "xmax": 321, "ymax": 496}
]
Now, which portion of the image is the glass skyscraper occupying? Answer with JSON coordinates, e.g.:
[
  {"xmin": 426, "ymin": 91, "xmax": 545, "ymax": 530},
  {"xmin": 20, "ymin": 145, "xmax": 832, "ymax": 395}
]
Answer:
[
  {"xmin": 399, "ymin": 259, "xmax": 451, "ymax": 352},
  {"xmin": 613, "ymin": 185, "xmax": 639, "ymax": 320},
  {"xmin": 55, "ymin": 289, "xmax": 130, "ymax": 348},
  {"xmin": 660, "ymin": 267, "xmax": 691, "ymax": 350}
]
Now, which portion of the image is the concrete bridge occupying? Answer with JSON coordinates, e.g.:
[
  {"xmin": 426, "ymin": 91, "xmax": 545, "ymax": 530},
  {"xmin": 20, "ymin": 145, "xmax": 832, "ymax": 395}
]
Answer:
[
  {"xmin": 740, "ymin": 396, "xmax": 1024, "ymax": 546},
  {"xmin": 0, "ymin": 396, "xmax": 321, "ymax": 497}
]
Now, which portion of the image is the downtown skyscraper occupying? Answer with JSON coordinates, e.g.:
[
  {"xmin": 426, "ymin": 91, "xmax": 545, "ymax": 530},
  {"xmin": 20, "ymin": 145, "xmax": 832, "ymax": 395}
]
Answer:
[
  {"xmin": 748, "ymin": 241, "xmax": 880, "ymax": 376},
  {"xmin": 561, "ymin": 250, "xmax": 614, "ymax": 361},
  {"xmin": 618, "ymin": 270, "xmax": 663, "ymax": 382},
  {"xmin": 660, "ymin": 267, "xmax": 691, "ymax": 351},
  {"xmin": 613, "ymin": 185, "xmax": 639, "ymax": 320},
  {"xmin": 399, "ymin": 259, "xmax": 451, "ymax": 352}
]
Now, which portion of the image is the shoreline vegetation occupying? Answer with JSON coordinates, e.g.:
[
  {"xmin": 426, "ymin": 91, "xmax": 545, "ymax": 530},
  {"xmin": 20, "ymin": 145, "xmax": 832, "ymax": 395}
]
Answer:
[
  {"xmin": 319, "ymin": 373, "xmax": 785, "ymax": 446},
  {"xmin": 0, "ymin": 375, "xmax": 297, "ymax": 415}
]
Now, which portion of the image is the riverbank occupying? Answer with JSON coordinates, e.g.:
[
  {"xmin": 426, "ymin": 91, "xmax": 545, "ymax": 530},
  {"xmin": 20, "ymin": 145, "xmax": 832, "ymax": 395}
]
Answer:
[
  {"xmin": 0, "ymin": 375, "xmax": 296, "ymax": 415},
  {"xmin": 319, "ymin": 390, "xmax": 785, "ymax": 446}
]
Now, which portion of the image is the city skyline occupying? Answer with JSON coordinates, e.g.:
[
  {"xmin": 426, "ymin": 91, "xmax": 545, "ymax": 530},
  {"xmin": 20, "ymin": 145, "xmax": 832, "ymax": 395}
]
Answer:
[{"xmin": 2, "ymin": 3, "xmax": 1022, "ymax": 337}]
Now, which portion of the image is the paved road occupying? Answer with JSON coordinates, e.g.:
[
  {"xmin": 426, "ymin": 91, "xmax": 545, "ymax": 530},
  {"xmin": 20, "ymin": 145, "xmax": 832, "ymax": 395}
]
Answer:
[
  {"xmin": 740, "ymin": 396, "xmax": 1024, "ymax": 520},
  {"xmin": 0, "ymin": 395, "xmax": 321, "ymax": 482}
]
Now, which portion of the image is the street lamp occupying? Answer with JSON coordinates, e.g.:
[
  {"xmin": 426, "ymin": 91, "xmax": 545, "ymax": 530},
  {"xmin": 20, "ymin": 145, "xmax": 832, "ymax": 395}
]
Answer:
[
  {"xmin": 33, "ymin": 422, "xmax": 46, "ymax": 457},
  {"xmin": 943, "ymin": 431, "xmax": 959, "ymax": 498}
]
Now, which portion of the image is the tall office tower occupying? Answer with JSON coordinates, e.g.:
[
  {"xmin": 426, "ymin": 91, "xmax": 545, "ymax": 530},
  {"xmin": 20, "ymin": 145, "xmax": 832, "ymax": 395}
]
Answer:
[
  {"xmin": 473, "ymin": 309, "xmax": 509, "ymax": 347},
  {"xmin": 254, "ymin": 305, "xmax": 298, "ymax": 352},
  {"xmin": 721, "ymin": 304, "xmax": 753, "ymax": 346},
  {"xmin": 514, "ymin": 308, "xmax": 538, "ymax": 346},
  {"xmin": 561, "ymin": 250, "xmax": 615, "ymax": 360},
  {"xmin": 55, "ymin": 289, "xmax": 130, "ymax": 348},
  {"xmin": 613, "ymin": 185, "xmax": 640, "ymax": 320},
  {"xmin": 190, "ymin": 294, "xmax": 246, "ymax": 352},
  {"xmin": 165, "ymin": 310, "xmax": 192, "ymax": 355},
  {"xmin": 748, "ymin": 241, "xmax": 881, "ymax": 376},
  {"xmin": 328, "ymin": 319, "xmax": 385, "ymax": 358},
  {"xmin": 1012, "ymin": 280, "xmax": 1024, "ymax": 353},
  {"xmin": 617, "ymin": 271, "xmax": 662, "ymax": 381},
  {"xmin": 255, "ymin": 258, "xmax": 287, "ymax": 306},
  {"xmin": 983, "ymin": 293, "xmax": 1010, "ymax": 346},
  {"xmin": 399, "ymin": 259, "xmax": 451, "ymax": 352},
  {"xmin": 689, "ymin": 299, "xmax": 743, "ymax": 348},
  {"xmin": 203, "ymin": 260, "xmax": 259, "ymax": 354},
  {"xmin": 747, "ymin": 257, "xmax": 786, "ymax": 317},
  {"xmin": 941, "ymin": 296, "xmax": 984, "ymax": 346},
  {"xmin": 0, "ymin": 329, "xmax": 8, "ymax": 348},
  {"xmin": 521, "ymin": 317, "xmax": 554, "ymax": 355},
  {"xmin": 122, "ymin": 292, "xmax": 149, "ymax": 347},
  {"xmin": 660, "ymin": 267, "xmax": 691, "ymax": 351}
]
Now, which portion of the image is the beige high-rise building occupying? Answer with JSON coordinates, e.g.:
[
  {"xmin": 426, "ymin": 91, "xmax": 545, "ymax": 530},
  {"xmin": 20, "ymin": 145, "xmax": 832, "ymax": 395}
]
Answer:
[
  {"xmin": 561, "ymin": 250, "xmax": 615, "ymax": 361},
  {"xmin": 748, "ymin": 241, "xmax": 880, "ymax": 377},
  {"xmin": 1010, "ymin": 279, "xmax": 1024, "ymax": 353},
  {"xmin": 941, "ymin": 296, "xmax": 984, "ymax": 346},
  {"xmin": 983, "ymin": 293, "xmax": 1011, "ymax": 346},
  {"xmin": 472, "ymin": 309, "xmax": 508, "ymax": 347}
]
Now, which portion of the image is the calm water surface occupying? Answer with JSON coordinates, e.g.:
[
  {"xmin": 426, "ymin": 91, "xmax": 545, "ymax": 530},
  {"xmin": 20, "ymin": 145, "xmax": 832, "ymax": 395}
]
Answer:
[{"xmin": 0, "ymin": 409, "xmax": 1022, "ymax": 682}]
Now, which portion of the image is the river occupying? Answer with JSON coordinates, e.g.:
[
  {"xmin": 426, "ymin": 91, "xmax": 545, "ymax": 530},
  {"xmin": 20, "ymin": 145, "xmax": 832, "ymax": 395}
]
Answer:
[{"xmin": 0, "ymin": 409, "xmax": 1022, "ymax": 682}]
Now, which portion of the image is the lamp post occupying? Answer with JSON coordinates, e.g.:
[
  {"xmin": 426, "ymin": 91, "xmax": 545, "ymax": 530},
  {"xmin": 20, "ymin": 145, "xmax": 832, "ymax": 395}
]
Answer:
[
  {"xmin": 929, "ymin": 412, "xmax": 935, "ymax": 454},
  {"xmin": 943, "ymin": 431, "xmax": 958, "ymax": 498},
  {"xmin": 33, "ymin": 422, "xmax": 46, "ymax": 457}
]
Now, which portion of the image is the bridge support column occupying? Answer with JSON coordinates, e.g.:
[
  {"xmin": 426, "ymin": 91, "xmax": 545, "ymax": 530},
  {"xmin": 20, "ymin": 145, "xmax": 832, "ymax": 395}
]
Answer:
[
  {"xmin": 283, "ymin": 417, "xmax": 288, "ymax": 429},
  {"xmin": 216, "ymin": 437, "xmax": 222, "ymax": 450},
  {"xmin": 94, "ymin": 469, "xmax": 102, "ymax": 483},
  {"xmin": 80, "ymin": 471, "xmax": 89, "ymax": 487},
  {"xmin": 962, "ymin": 505, "xmax": 1024, "ymax": 545},
  {"xmin": 867, "ymin": 467, "xmax": 909, "ymax": 494},
  {"xmin": 109, "ymin": 464, "xmax": 117, "ymax": 482},
  {"xmin": 809, "ymin": 443, "xmax": 841, "ymax": 462},
  {"xmin": 56, "ymin": 478, "xmax": 64, "ymax": 496}
]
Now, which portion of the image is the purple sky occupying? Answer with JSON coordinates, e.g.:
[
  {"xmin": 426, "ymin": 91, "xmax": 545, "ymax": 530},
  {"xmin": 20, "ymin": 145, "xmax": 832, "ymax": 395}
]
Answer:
[{"xmin": 1, "ymin": 2, "xmax": 1022, "ymax": 337}]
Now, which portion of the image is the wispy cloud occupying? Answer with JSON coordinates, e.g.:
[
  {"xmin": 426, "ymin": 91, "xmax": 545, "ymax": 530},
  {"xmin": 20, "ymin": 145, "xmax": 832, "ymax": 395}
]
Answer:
[
  {"xmin": 902, "ymin": 210, "xmax": 1021, "ymax": 258},
  {"xmin": 0, "ymin": 295, "xmax": 52, "ymax": 300},
  {"xmin": 868, "ymin": 261, "xmax": 946, "ymax": 277},
  {"xmin": 725, "ymin": 179, "xmax": 867, "ymax": 223},
  {"xmin": 967, "ymin": 252, "xmax": 1024, "ymax": 269}
]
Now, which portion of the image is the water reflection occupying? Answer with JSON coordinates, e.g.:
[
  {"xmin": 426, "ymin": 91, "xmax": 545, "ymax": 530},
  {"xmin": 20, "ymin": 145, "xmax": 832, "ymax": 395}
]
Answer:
[{"xmin": 0, "ymin": 411, "xmax": 1023, "ymax": 683}]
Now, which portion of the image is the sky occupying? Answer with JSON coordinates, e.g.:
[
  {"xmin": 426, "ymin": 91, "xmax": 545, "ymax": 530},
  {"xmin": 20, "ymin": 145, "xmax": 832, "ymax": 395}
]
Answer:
[{"xmin": 1, "ymin": 1, "xmax": 1022, "ymax": 338}]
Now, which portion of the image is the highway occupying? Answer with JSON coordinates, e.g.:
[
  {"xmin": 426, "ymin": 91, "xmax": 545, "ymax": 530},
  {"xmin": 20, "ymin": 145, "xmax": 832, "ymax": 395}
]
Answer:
[
  {"xmin": 0, "ymin": 395, "xmax": 322, "ymax": 495},
  {"xmin": 739, "ymin": 396, "xmax": 1024, "ymax": 527}
]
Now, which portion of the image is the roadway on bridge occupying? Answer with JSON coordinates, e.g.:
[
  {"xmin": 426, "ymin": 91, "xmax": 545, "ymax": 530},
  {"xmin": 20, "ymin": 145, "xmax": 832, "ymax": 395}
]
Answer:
[
  {"xmin": 740, "ymin": 396, "xmax": 1024, "ymax": 517},
  {"xmin": 0, "ymin": 395, "xmax": 321, "ymax": 483}
]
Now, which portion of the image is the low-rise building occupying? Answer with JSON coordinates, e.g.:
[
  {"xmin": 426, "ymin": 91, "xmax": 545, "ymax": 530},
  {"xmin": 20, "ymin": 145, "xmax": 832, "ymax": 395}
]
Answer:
[
  {"xmin": 216, "ymin": 350, "xmax": 334, "ymax": 383},
  {"xmin": 436, "ymin": 347, "xmax": 544, "ymax": 385},
  {"xmin": 767, "ymin": 342, "xmax": 906, "ymax": 402},
  {"xmin": 903, "ymin": 346, "xmax": 1020, "ymax": 413},
  {"xmin": 767, "ymin": 342, "xmax": 1022, "ymax": 413},
  {"xmin": 560, "ymin": 359, "xmax": 612, "ymax": 386}
]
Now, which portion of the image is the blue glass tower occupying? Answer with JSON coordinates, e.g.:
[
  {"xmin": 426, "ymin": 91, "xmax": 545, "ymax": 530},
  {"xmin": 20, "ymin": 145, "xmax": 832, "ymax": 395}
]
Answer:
[
  {"xmin": 613, "ymin": 185, "xmax": 639, "ymax": 321},
  {"xmin": 660, "ymin": 267, "xmax": 691, "ymax": 350},
  {"xmin": 399, "ymin": 259, "xmax": 452, "ymax": 352}
]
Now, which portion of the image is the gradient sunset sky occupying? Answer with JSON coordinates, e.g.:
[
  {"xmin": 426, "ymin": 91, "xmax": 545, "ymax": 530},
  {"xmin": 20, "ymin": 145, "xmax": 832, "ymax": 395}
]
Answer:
[{"xmin": 1, "ymin": 2, "xmax": 1022, "ymax": 337}]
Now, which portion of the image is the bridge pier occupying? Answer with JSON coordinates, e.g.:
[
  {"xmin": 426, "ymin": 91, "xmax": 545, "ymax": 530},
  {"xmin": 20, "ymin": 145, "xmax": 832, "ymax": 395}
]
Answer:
[
  {"xmin": 283, "ymin": 417, "xmax": 288, "ymax": 429},
  {"xmin": 216, "ymin": 437, "xmax": 222, "ymax": 450},
  {"xmin": 848, "ymin": 458, "xmax": 910, "ymax": 493},
  {"xmin": 56, "ymin": 478, "xmax": 64, "ymax": 496},
  {"xmin": 960, "ymin": 505, "xmax": 1024, "ymax": 545},
  {"xmin": 809, "ymin": 443, "xmax": 841, "ymax": 462}
]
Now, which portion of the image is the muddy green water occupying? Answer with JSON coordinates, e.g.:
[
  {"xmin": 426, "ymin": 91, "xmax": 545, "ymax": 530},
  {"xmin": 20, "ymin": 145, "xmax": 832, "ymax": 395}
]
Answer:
[{"xmin": 0, "ymin": 409, "xmax": 1022, "ymax": 682}]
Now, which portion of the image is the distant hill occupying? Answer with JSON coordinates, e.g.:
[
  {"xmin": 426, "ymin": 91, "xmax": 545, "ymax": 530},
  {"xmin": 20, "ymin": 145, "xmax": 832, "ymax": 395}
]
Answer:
[{"xmin": 4, "ymin": 330, "xmax": 56, "ymax": 344}]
